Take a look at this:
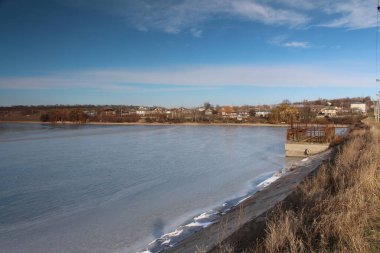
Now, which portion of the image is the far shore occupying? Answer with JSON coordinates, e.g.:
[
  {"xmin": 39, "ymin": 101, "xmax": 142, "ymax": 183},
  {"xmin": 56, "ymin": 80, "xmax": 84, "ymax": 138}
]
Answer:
[{"xmin": 0, "ymin": 120, "xmax": 350, "ymax": 128}]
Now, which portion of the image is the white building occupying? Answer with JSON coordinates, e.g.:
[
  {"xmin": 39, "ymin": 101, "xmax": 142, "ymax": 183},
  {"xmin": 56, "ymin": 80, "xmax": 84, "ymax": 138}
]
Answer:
[
  {"xmin": 136, "ymin": 107, "xmax": 151, "ymax": 117},
  {"xmin": 321, "ymin": 106, "xmax": 337, "ymax": 117},
  {"xmin": 205, "ymin": 109, "xmax": 213, "ymax": 116},
  {"xmin": 350, "ymin": 103, "xmax": 366, "ymax": 114},
  {"xmin": 256, "ymin": 111, "xmax": 270, "ymax": 117}
]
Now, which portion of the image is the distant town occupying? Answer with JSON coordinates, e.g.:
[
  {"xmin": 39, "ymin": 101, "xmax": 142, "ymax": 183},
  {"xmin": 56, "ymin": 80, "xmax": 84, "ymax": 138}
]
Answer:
[{"xmin": 0, "ymin": 96, "xmax": 371, "ymax": 125}]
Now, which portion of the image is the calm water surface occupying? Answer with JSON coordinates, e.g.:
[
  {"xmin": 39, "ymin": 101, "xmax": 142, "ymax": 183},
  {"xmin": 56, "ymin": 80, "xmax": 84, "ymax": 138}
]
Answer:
[{"xmin": 0, "ymin": 123, "xmax": 287, "ymax": 253}]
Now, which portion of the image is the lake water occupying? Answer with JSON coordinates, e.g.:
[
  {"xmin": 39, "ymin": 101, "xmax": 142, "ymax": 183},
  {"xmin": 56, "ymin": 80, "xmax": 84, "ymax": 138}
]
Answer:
[{"xmin": 0, "ymin": 123, "xmax": 288, "ymax": 253}]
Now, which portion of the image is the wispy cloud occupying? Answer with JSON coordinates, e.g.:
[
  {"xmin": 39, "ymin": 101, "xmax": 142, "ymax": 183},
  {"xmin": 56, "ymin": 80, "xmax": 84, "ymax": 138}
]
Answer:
[
  {"xmin": 190, "ymin": 28, "xmax": 203, "ymax": 38},
  {"xmin": 284, "ymin": 41, "xmax": 310, "ymax": 48},
  {"xmin": 318, "ymin": 0, "xmax": 377, "ymax": 29},
  {"xmin": 61, "ymin": 0, "xmax": 310, "ymax": 36},
  {"xmin": 270, "ymin": 35, "xmax": 310, "ymax": 48},
  {"xmin": 61, "ymin": 0, "xmax": 377, "ymax": 34},
  {"xmin": 272, "ymin": 0, "xmax": 315, "ymax": 10},
  {"xmin": 0, "ymin": 65, "xmax": 374, "ymax": 90},
  {"xmin": 227, "ymin": 0, "xmax": 309, "ymax": 27},
  {"xmin": 270, "ymin": 0, "xmax": 377, "ymax": 29}
]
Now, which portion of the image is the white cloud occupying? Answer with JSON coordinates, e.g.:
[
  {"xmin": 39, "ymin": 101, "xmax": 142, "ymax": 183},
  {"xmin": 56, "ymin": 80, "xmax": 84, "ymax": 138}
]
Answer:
[
  {"xmin": 0, "ymin": 65, "xmax": 374, "ymax": 90},
  {"xmin": 269, "ymin": 0, "xmax": 377, "ymax": 29},
  {"xmin": 61, "ymin": 0, "xmax": 378, "ymax": 32},
  {"xmin": 272, "ymin": 0, "xmax": 315, "ymax": 10},
  {"xmin": 138, "ymin": 0, "xmax": 310, "ymax": 33},
  {"xmin": 269, "ymin": 35, "xmax": 310, "ymax": 48},
  {"xmin": 284, "ymin": 41, "xmax": 310, "ymax": 48},
  {"xmin": 229, "ymin": 0, "xmax": 309, "ymax": 27},
  {"xmin": 55, "ymin": 0, "xmax": 377, "ymax": 34},
  {"xmin": 318, "ymin": 0, "xmax": 377, "ymax": 29},
  {"xmin": 190, "ymin": 28, "xmax": 203, "ymax": 37},
  {"xmin": 61, "ymin": 0, "xmax": 310, "ymax": 34}
]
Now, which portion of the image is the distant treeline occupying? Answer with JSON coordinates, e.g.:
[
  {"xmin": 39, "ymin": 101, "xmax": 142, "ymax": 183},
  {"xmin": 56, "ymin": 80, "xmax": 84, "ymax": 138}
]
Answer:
[{"xmin": 0, "ymin": 96, "xmax": 371, "ymax": 125}]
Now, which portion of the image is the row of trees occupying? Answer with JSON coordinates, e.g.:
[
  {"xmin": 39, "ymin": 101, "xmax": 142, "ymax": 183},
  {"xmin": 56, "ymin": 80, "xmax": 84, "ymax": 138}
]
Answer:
[
  {"xmin": 38, "ymin": 102, "xmax": 366, "ymax": 125},
  {"xmin": 40, "ymin": 109, "xmax": 88, "ymax": 123},
  {"xmin": 268, "ymin": 102, "xmax": 366, "ymax": 125}
]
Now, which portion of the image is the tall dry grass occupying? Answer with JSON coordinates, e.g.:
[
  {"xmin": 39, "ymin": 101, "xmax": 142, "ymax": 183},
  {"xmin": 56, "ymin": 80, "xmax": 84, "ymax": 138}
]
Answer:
[{"xmin": 245, "ymin": 125, "xmax": 380, "ymax": 253}]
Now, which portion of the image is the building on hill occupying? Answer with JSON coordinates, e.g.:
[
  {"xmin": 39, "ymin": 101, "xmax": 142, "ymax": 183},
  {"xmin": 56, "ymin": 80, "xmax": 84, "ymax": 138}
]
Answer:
[
  {"xmin": 236, "ymin": 108, "xmax": 249, "ymax": 118},
  {"xmin": 205, "ymin": 109, "xmax": 213, "ymax": 116},
  {"xmin": 320, "ymin": 106, "xmax": 338, "ymax": 117},
  {"xmin": 83, "ymin": 110, "xmax": 97, "ymax": 117},
  {"xmin": 220, "ymin": 106, "xmax": 237, "ymax": 118},
  {"xmin": 310, "ymin": 105, "xmax": 325, "ymax": 114},
  {"xmin": 136, "ymin": 107, "xmax": 153, "ymax": 117},
  {"xmin": 350, "ymin": 102, "xmax": 366, "ymax": 114},
  {"xmin": 101, "ymin": 108, "xmax": 116, "ymax": 117},
  {"xmin": 256, "ymin": 111, "xmax": 270, "ymax": 117}
]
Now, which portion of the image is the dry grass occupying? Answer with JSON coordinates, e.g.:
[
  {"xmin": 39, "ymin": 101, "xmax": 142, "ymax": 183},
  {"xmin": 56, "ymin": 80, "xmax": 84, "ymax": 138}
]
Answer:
[
  {"xmin": 195, "ymin": 245, "xmax": 207, "ymax": 253},
  {"xmin": 242, "ymin": 125, "xmax": 380, "ymax": 253}
]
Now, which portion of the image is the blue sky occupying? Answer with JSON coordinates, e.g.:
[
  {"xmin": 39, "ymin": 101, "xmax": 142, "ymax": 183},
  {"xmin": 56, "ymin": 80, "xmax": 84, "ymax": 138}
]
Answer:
[{"xmin": 0, "ymin": 0, "xmax": 379, "ymax": 106}]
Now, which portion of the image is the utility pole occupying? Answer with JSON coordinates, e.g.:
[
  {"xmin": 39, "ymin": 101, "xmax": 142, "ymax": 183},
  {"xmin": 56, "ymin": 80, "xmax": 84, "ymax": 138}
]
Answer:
[{"xmin": 375, "ymin": 92, "xmax": 380, "ymax": 122}]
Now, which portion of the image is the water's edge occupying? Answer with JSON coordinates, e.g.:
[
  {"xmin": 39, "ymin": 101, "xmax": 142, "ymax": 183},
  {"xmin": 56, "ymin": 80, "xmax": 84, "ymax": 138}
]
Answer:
[
  {"xmin": 161, "ymin": 150, "xmax": 332, "ymax": 253},
  {"xmin": 139, "ymin": 156, "xmax": 313, "ymax": 253}
]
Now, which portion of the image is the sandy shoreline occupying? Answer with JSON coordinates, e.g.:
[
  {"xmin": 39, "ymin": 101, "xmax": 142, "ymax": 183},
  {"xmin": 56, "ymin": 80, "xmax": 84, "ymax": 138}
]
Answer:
[{"xmin": 0, "ymin": 120, "xmax": 350, "ymax": 128}]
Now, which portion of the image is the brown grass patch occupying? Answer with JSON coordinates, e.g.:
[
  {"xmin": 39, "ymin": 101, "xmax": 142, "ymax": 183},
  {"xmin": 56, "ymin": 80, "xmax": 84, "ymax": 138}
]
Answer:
[{"xmin": 223, "ymin": 125, "xmax": 380, "ymax": 253}]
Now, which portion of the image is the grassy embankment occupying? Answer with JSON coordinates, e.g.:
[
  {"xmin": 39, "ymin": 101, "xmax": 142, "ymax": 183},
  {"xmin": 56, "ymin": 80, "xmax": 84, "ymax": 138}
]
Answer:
[
  {"xmin": 215, "ymin": 123, "xmax": 380, "ymax": 253},
  {"xmin": 250, "ymin": 123, "xmax": 380, "ymax": 253}
]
